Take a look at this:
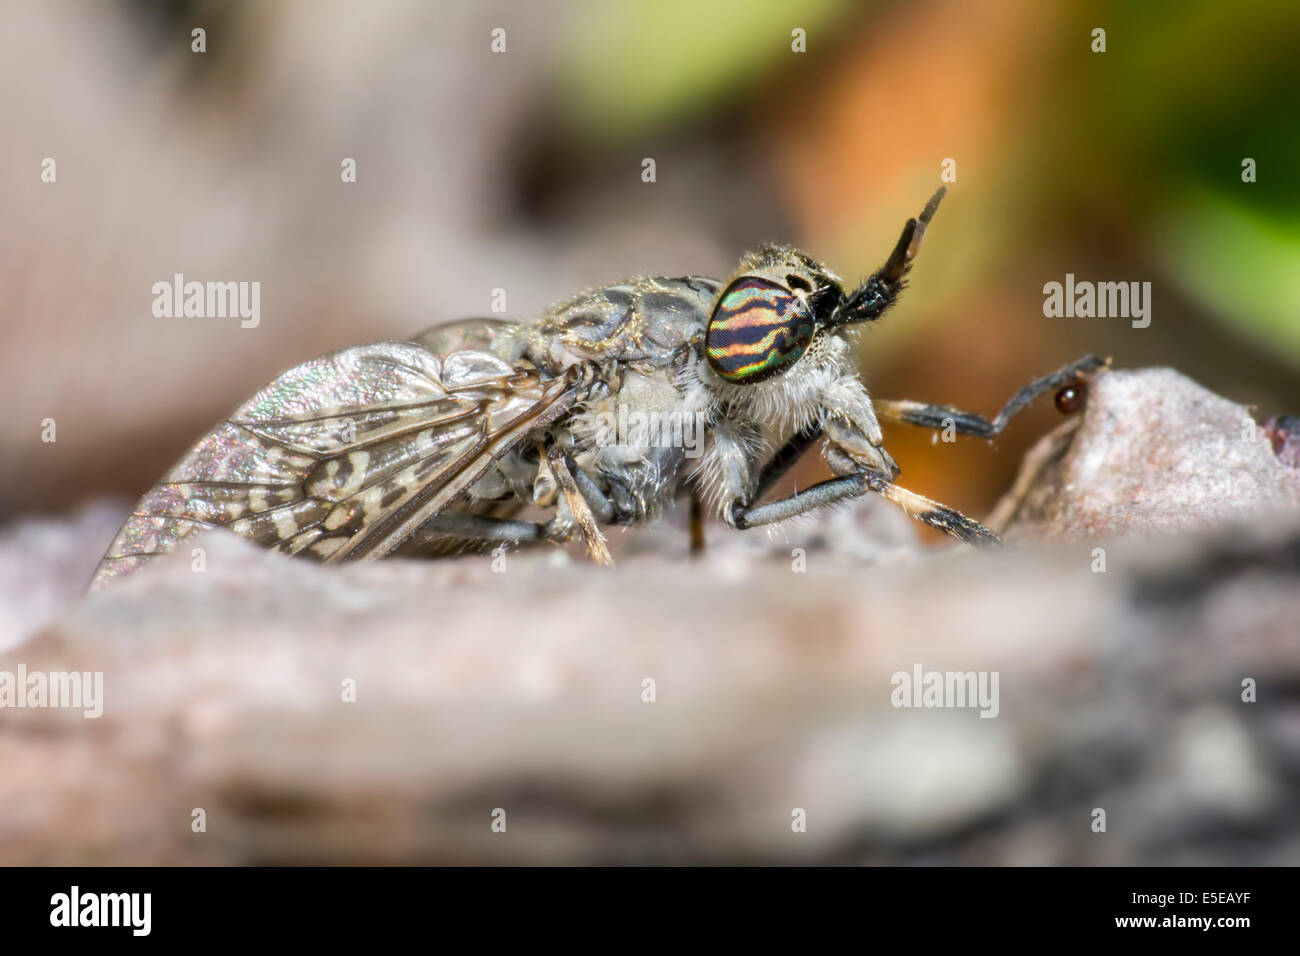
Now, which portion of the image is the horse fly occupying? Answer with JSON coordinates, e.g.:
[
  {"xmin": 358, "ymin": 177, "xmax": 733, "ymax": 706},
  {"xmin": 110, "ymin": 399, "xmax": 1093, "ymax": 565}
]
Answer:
[{"xmin": 92, "ymin": 187, "xmax": 1105, "ymax": 587}]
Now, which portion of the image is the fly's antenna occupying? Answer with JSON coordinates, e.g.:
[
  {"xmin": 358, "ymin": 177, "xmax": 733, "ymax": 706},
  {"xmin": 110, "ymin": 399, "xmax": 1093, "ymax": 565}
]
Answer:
[
  {"xmin": 829, "ymin": 186, "xmax": 946, "ymax": 328},
  {"xmin": 883, "ymin": 185, "xmax": 945, "ymax": 284}
]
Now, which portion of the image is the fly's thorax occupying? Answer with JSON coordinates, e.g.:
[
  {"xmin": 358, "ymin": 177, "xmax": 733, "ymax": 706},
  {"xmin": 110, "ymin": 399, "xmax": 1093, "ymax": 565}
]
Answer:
[
  {"xmin": 575, "ymin": 366, "xmax": 702, "ymax": 451},
  {"xmin": 528, "ymin": 277, "xmax": 718, "ymax": 374}
]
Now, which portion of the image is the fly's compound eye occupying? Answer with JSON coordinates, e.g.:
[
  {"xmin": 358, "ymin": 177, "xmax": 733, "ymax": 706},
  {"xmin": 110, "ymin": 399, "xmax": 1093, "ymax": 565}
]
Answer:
[{"xmin": 705, "ymin": 277, "xmax": 815, "ymax": 384}]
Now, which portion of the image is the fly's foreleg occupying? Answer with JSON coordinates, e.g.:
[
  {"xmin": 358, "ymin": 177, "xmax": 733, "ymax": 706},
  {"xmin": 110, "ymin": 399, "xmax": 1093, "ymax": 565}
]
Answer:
[
  {"xmin": 874, "ymin": 355, "xmax": 1107, "ymax": 438},
  {"xmin": 730, "ymin": 470, "xmax": 999, "ymax": 545},
  {"xmin": 729, "ymin": 378, "xmax": 999, "ymax": 543},
  {"xmin": 750, "ymin": 428, "xmax": 823, "ymax": 503},
  {"xmin": 716, "ymin": 381, "xmax": 898, "ymax": 528}
]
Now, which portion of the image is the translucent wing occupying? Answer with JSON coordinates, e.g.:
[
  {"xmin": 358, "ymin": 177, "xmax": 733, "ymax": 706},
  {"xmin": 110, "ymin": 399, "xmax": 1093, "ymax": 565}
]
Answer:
[{"xmin": 92, "ymin": 339, "xmax": 576, "ymax": 587}]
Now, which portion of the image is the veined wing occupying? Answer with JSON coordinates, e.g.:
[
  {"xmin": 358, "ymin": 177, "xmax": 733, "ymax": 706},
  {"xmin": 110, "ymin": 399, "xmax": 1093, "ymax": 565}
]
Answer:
[{"xmin": 91, "ymin": 340, "xmax": 576, "ymax": 587}]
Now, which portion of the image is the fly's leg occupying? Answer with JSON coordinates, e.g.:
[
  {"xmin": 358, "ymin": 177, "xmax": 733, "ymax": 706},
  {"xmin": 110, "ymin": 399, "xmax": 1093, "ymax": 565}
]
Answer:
[
  {"xmin": 874, "ymin": 355, "xmax": 1107, "ymax": 438},
  {"xmin": 406, "ymin": 506, "xmax": 612, "ymax": 560},
  {"xmin": 875, "ymin": 481, "xmax": 1000, "ymax": 543},
  {"xmin": 567, "ymin": 458, "xmax": 617, "ymax": 524},
  {"xmin": 546, "ymin": 447, "xmax": 614, "ymax": 566},
  {"xmin": 751, "ymin": 428, "xmax": 823, "ymax": 503},
  {"xmin": 405, "ymin": 451, "xmax": 617, "ymax": 562},
  {"xmin": 725, "ymin": 364, "xmax": 1002, "ymax": 542},
  {"xmin": 714, "ymin": 350, "xmax": 894, "ymax": 517},
  {"xmin": 729, "ymin": 356, "xmax": 1107, "ymax": 540},
  {"xmin": 729, "ymin": 470, "xmax": 999, "ymax": 545},
  {"xmin": 689, "ymin": 493, "xmax": 705, "ymax": 555}
]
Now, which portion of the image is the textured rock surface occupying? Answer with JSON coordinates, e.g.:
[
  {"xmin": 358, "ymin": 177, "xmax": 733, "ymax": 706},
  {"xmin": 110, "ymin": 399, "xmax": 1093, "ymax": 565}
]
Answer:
[
  {"xmin": 996, "ymin": 368, "xmax": 1300, "ymax": 539},
  {"xmin": 0, "ymin": 501, "xmax": 128, "ymax": 653},
  {"xmin": 0, "ymin": 368, "xmax": 1298, "ymax": 865}
]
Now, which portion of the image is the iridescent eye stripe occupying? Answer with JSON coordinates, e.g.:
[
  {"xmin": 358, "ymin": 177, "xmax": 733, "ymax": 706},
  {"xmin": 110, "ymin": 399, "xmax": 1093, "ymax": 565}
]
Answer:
[{"xmin": 706, "ymin": 277, "xmax": 814, "ymax": 383}]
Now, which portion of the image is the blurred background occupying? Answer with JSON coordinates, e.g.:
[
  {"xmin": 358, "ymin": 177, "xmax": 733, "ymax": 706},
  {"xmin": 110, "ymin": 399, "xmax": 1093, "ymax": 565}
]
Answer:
[{"xmin": 2, "ymin": 0, "xmax": 1297, "ymax": 537}]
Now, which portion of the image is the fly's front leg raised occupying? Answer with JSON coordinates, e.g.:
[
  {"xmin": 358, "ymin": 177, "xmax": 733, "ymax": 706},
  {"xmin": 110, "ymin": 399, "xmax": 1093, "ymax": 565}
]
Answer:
[
  {"xmin": 728, "ymin": 375, "xmax": 999, "ymax": 543},
  {"xmin": 719, "ymin": 374, "xmax": 894, "ymax": 527},
  {"xmin": 874, "ymin": 355, "xmax": 1107, "ymax": 438},
  {"xmin": 819, "ymin": 387, "xmax": 1000, "ymax": 542}
]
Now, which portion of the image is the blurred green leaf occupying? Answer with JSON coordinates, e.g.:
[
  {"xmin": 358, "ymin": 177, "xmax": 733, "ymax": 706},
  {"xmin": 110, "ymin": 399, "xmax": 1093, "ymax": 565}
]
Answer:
[
  {"xmin": 559, "ymin": 0, "xmax": 852, "ymax": 139},
  {"xmin": 1157, "ymin": 189, "xmax": 1300, "ymax": 366},
  {"xmin": 1055, "ymin": 0, "xmax": 1300, "ymax": 366}
]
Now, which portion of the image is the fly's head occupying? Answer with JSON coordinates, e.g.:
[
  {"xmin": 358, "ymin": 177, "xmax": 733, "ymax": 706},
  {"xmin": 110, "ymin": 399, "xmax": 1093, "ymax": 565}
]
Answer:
[{"xmin": 703, "ymin": 186, "xmax": 946, "ymax": 390}]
